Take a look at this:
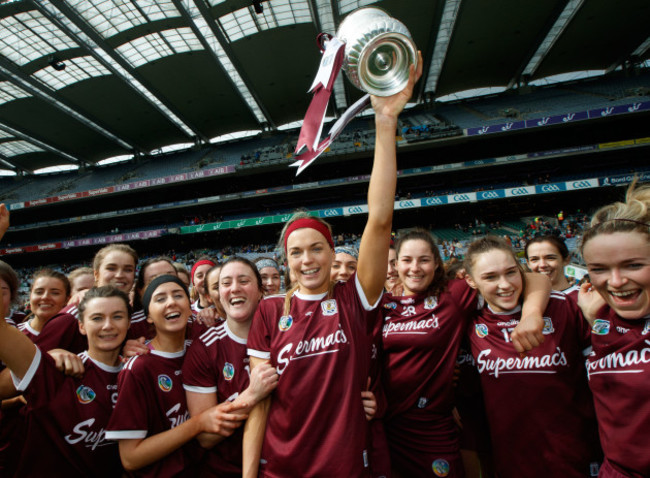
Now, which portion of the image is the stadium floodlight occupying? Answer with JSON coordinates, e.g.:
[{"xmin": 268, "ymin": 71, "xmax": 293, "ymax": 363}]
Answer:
[
  {"xmin": 424, "ymin": 0, "xmax": 461, "ymax": 94},
  {"xmin": 521, "ymin": 0, "xmax": 585, "ymax": 79}
]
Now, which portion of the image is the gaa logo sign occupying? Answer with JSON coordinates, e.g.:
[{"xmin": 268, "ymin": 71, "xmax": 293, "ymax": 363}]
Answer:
[
  {"xmin": 478, "ymin": 191, "xmax": 500, "ymax": 200},
  {"xmin": 399, "ymin": 200, "xmax": 416, "ymax": 208},
  {"xmin": 424, "ymin": 197, "xmax": 444, "ymax": 206},
  {"xmin": 540, "ymin": 184, "xmax": 561, "ymax": 193},
  {"xmin": 510, "ymin": 188, "xmax": 529, "ymax": 196},
  {"xmin": 571, "ymin": 181, "xmax": 592, "ymax": 189},
  {"xmin": 347, "ymin": 206, "xmax": 363, "ymax": 214},
  {"xmin": 323, "ymin": 209, "xmax": 339, "ymax": 217},
  {"xmin": 452, "ymin": 194, "xmax": 471, "ymax": 202}
]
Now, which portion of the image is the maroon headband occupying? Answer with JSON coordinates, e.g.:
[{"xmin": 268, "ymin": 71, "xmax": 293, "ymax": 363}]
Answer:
[
  {"xmin": 190, "ymin": 259, "xmax": 216, "ymax": 285},
  {"xmin": 284, "ymin": 217, "xmax": 335, "ymax": 252}
]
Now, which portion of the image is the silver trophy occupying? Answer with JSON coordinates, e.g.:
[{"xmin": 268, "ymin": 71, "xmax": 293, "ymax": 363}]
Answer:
[{"xmin": 336, "ymin": 7, "xmax": 417, "ymax": 97}]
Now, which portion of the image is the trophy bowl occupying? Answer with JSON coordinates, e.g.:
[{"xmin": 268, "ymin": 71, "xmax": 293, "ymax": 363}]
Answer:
[{"xmin": 336, "ymin": 7, "xmax": 417, "ymax": 97}]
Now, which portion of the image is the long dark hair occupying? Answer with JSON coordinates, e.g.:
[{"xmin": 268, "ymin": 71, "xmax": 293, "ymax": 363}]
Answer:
[{"xmin": 395, "ymin": 228, "xmax": 447, "ymax": 297}]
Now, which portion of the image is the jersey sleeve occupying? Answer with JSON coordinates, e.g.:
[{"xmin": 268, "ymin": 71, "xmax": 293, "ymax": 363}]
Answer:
[
  {"xmin": 182, "ymin": 339, "xmax": 217, "ymax": 393},
  {"xmin": 448, "ymin": 279, "xmax": 479, "ymax": 320},
  {"xmin": 105, "ymin": 358, "xmax": 150, "ymax": 440},
  {"xmin": 34, "ymin": 312, "xmax": 83, "ymax": 352},
  {"xmin": 247, "ymin": 299, "xmax": 274, "ymax": 360},
  {"xmin": 353, "ymin": 273, "xmax": 382, "ymax": 311},
  {"xmin": 566, "ymin": 296, "xmax": 592, "ymax": 355},
  {"xmin": 12, "ymin": 347, "xmax": 67, "ymax": 410}
]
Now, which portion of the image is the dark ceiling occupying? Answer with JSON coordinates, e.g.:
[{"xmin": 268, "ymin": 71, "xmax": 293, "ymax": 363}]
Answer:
[{"xmin": 0, "ymin": 0, "xmax": 648, "ymax": 173}]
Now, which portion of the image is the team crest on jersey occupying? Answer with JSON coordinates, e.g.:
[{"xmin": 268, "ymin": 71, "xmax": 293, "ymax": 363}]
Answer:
[
  {"xmin": 158, "ymin": 374, "xmax": 173, "ymax": 392},
  {"xmin": 424, "ymin": 296, "xmax": 437, "ymax": 310},
  {"xmin": 432, "ymin": 458, "xmax": 450, "ymax": 477},
  {"xmin": 591, "ymin": 319, "xmax": 610, "ymax": 336},
  {"xmin": 321, "ymin": 299, "xmax": 338, "ymax": 316},
  {"xmin": 76, "ymin": 385, "xmax": 96, "ymax": 404},
  {"xmin": 475, "ymin": 323, "xmax": 489, "ymax": 338},
  {"xmin": 278, "ymin": 315, "xmax": 293, "ymax": 331},
  {"xmin": 223, "ymin": 362, "xmax": 235, "ymax": 381},
  {"xmin": 642, "ymin": 319, "xmax": 650, "ymax": 336},
  {"xmin": 383, "ymin": 302, "xmax": 397, "ymax": 310},
  {"xmin": 542, "ymin": 317, "xmax": 555, "ymax": 335}
]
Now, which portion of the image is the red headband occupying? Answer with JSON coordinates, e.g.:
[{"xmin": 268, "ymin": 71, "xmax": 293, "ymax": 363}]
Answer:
[
  {"xmin": 284, "ymin": 217, "xmax": 335, "ymax": 252},
  {"xmin": 191, "ymin": 259, "xmax": 216, "ymax": 285}
]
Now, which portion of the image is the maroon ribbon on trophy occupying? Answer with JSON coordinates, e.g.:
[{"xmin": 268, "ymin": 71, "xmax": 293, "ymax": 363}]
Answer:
[{"xmin": 292, "ymin": 34, "xmax": 371, "ymax": 176}]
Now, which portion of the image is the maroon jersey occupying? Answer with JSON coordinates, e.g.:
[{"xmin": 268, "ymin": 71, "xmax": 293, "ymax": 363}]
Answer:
[
  {"xmin": 17, "ymin": 320, "xmax": 41, "ymax": 343},
  {"xmin": 0, "ymin": 317, "xmax": 21, "ymax": 475},
  {"xmin": 381, "ymin": 279, "xmax": 477, "ymax": 476},
  {"xmin": 454, "ymin": 339, "xmax": 492, "ymax": 454},
  {"xmin": 562, "ymin": 284, "xmax": 580, "ymax": 304},
  {"xmin": 381, "ymin": 279, "xmax": 477, "ymax": 417},
  {"xmin": 367, "ymin": 310, "xmax": 390, "ymax": 478},
  {"xmin": 34, "ymin": 304, "xmax": 88, "ymax": 353},
  {"xmin": 469, "ymin": 292, "xmax": 601, "ymax": 478},
  {"xmin": 106, "ymin": 342, "xmax": 201, "ymax": 477},
  {"xmin": 586, "ymin": 307, "xmax": 650, "ymax": 477},
  {"xmin": 128, "ymin": 308, "xmax": 153, "ymax": 341},
  {"xmin": 183, "ymin": 321, "xmax": 250, "ymax": 477},
  {"xmin": 247, "ymin": 274, "xmax": 376, "ymax": 477},
  {"xmin": 10, "ymin": 349, "xmax": 122, "ymax": 477}
]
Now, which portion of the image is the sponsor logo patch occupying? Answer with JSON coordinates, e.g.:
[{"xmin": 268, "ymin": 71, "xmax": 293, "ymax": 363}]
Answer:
[
  {"xmin": 321, "ymin": 299, "xmax": 338, "ymax": 316},
  {"xmin": 432, "ymin": 458, "xmax": 450, "ymax": 477},
  {"xmin": 158, "ymin": 374, "xmax": 173, "ymax": 392},
  {"xmin": 76, "ymin": 385, "xmax": 96, "ymax": 404},
  {"xmin": 475, "ymin": 323, "xmax": 489, "ymax": 338},
  {"xmin": 223, "ymin": 362, "xmax": 235, "ymax": 381},
  {"xmin": 591, "ymin": 319, "xmax": 610, "ymax": 336},
  {"xmin": 424, "ymin": 296, "xmax": 437, "ymax": 310},
  {"xmin": 542, "ymin": 317, "xmax": 555, "ymax": 335},
  {"xmin": 279, "ymin": 315, "xmax": 293, "ymax": 331}
]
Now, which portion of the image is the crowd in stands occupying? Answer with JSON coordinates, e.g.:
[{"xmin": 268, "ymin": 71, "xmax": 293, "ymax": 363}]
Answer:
[{"xmin": 1, "ymin": 70, "xmax": 649, "ymax": 478}]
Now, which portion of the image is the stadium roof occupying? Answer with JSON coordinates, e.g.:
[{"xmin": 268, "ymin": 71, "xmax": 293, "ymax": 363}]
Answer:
[{"xmin": 0, "ymin": 0, "xmax": 648, "ymax": 173}]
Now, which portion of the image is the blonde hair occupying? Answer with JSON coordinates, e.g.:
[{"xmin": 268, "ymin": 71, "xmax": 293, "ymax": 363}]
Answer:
[
  {"xmin": 581, "ymin": 179, "xmax": 650, "ymax": 253},
  {"xmin": 278, "ymin": 210, "xmax": 335, "ymax": 316},
  {"xmin": 92, "ymin": 244, "xmax": 138, "ymax": 273},
  {"xmin": 68, "ymin": 266, "xmax": 93, "ymax": 284}
]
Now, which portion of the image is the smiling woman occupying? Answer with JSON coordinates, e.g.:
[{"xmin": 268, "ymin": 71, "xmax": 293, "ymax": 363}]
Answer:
[
  {"xmin": 525, "ymin": 235, "xmax": 578, "ymax": 300},
  {"xmin": 380, "ymin": 228, "xmax": 550, "ymax": 477},
  {"xmin": 463, "ymin": 236, "xmax": 601, "ymax": 478},
  {"xmin": 578, "ymin": 180, "xmax": 650, "ymax": 478},
  {"xmin": 183, "ymin": 257, "xmax": 278, "ymax": 477},
  {"xmin": 243, "ymin": 57, "xmax": 423, "ymax": 478},
  {"xmin": 0, "ymin": 284, "xmax": 131, "ymax": 476},
  {"xmin": 18, "ymin": 269, "xmax": 70, "ymax": 340},
  {"xmin": 32, "ymin": 243, "xmax": 138, "ymax": 356},
  {"xmin": 106, "ymin": 275, "xmax": 202, "ymax": 477}
]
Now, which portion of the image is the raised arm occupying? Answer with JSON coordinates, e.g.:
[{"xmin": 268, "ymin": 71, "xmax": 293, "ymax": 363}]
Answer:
[
  {"xmin": 0, "ymin": 203, "xmax": 9, "ymax": 241},
  {"xmin": 357, "ymin": 53, "xmax": 422, "ymax": 305},
  {"xmin": 0, "ymin": 314, "xmax": 37, "ymax": 383}
]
